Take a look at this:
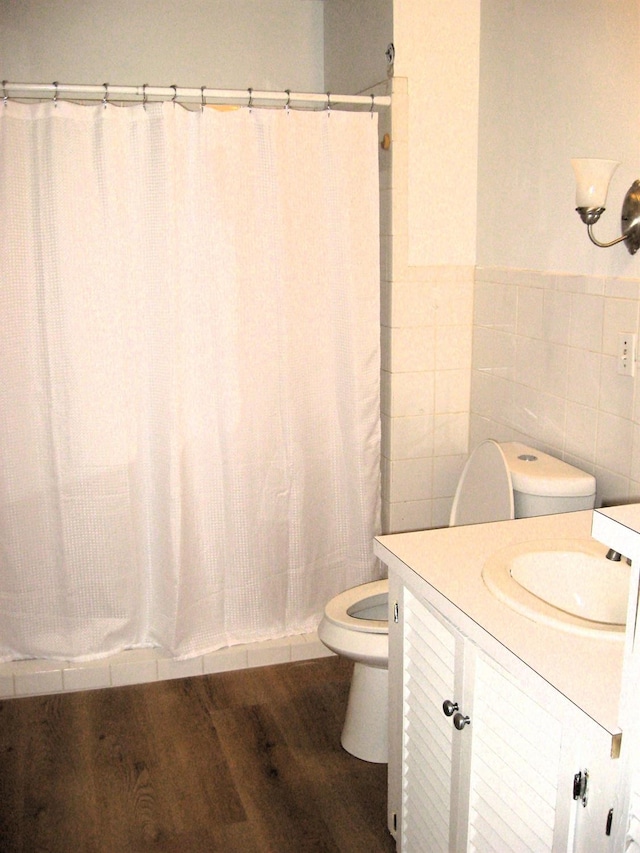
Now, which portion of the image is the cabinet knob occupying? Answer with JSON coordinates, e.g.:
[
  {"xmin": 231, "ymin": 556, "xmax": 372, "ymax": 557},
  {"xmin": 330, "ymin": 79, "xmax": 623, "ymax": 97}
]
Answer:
[
  {"xmin": 453, "ymin": 712, "xmax": 471, "ymax": 730},
  {"xmin": 442, "ymin": 699, "xmax": 458, "ymax": 717}
]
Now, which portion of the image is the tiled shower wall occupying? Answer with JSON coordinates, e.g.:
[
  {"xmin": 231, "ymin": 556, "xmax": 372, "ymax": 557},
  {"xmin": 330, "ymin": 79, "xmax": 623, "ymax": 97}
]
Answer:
[
  {"xmin": 470, "ymin": 266, "xmax": 640, "ymax": 508},
  {"xmin": 0, "ymin": 632, "xmax": 333, "ymax": 699},
  {"xmin": 380, "ymin": 77, "xmax": 475, "ymax": 533}
]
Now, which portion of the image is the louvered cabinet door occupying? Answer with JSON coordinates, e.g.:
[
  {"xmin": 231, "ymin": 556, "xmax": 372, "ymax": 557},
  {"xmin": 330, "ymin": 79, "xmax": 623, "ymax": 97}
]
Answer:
[
  {"xmin": 401, "ymin": 588, "xmax": 469, "ymax": 852},
  {"xmin": 399, "ymin": 594, "xmax": 566, "ymax": 851},
  {"xmin": 467, "ymin": 649, "xmax": 618, "ymax": 852},
  {"xmin": 390, "ymin": 579, "xmax": 618, "ymax": 853},
  {"xmin": 466, "ymin": 652, "xmax": 564, "ymax": 851}
]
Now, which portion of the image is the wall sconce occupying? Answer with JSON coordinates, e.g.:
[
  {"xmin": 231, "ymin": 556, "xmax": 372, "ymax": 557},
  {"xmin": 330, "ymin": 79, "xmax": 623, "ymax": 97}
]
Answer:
[{"xmin": 571, "ymin": 158, "xmax": 640, "ymax": 254}]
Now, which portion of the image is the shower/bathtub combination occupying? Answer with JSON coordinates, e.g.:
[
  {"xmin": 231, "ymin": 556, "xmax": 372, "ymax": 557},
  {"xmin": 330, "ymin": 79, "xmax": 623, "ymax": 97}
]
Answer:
[{"xmin": 0, "ymin": 85, "xmax": 383, "ymax": 671}]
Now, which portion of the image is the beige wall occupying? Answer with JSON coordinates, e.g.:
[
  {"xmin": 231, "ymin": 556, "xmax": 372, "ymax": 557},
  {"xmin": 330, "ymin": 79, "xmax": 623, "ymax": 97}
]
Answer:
[{"xmin": 394, "ymin": 0, "xmax": 481, "ymax": 268}]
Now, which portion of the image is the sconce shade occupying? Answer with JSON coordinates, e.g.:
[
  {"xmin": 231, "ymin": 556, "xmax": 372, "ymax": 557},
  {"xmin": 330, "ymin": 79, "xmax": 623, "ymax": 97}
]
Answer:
[
  {"xmin": 570, "ymin": 157, "xmax": 640, "ymax": 254},
  {"xmin": 571, "ymin": 158, "xmax": 620, "ymax": 209}
]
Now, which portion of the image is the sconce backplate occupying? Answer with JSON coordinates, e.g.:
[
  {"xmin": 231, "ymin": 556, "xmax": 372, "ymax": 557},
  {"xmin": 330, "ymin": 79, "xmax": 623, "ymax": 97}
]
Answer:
[{"xmin": 621, "ymin": 180, "xmax": 640, "ymax": 255}]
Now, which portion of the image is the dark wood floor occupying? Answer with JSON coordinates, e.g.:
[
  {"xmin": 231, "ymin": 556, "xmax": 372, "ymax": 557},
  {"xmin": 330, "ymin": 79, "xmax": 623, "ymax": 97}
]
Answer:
[{"xmin": 0, "ymin": 655, "xmax": 395, "ymax": 853}]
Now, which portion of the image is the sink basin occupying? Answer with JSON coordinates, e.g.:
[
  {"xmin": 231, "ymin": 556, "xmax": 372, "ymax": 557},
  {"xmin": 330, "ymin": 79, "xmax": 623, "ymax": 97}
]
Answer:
[{"xmin": 482, "ymin": 538, "xmax": 629, "ymax": 641}]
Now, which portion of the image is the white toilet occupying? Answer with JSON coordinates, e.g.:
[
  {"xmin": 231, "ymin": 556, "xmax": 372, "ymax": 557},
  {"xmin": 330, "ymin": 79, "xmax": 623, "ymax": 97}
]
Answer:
[{"xmin": 318, "ymin": 440, "xmax": 596, "ymax": 763}]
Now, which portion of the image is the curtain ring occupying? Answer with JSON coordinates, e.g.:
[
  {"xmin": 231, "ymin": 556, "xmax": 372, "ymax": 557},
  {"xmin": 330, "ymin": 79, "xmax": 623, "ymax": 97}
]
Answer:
[
  {"xmin": 326, "ymin": 92, "xmax": 331, "ymax": 116},
  {"xmin": 52, "ymin": 81, "xmax": 58, "ymax": 108},
  {"xmin": 247, "ymin": 87, "xmax": 253, "ymax": 111},
  {"xmin": 142, "ymin": 83, "xmax": 148, "ymax": 111},
  {"xmin": 201, "ymin": 86, "xmax": 206, "ymax": 113},
  {"xmin": 284, "ymin": 89, "xmax": 291, "ymax": 114},
  {"xmin": 370, "ymin": 94, "xmax": 375, "ymax": 117},
  {"xmin": 102, "ymin": 83, "xmax": 109, "ymax": 109},
  {"xmin": 171, "ymin": 85, "xmax": 177, "ymax": 105},
  {"xmin": 2, "ymin": 81, "xmax": 7, "ymax": 108}
]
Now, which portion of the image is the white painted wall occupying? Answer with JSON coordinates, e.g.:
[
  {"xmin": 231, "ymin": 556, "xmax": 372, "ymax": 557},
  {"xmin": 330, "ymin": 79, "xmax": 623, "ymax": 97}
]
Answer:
[
  {"xmin": 0, "ymin": 0, "xmax": 324, "ymax": 92},
  {"xmin": 471, "ymin": 0, "xmax": 640, "ymax": 511},
  {"xmin": 394, "ymin": 1, "xmax": 481, "ymax": 267},
  {"xmin": 477, "ymin": 0, "xmax": 640, "ymax": 277}
]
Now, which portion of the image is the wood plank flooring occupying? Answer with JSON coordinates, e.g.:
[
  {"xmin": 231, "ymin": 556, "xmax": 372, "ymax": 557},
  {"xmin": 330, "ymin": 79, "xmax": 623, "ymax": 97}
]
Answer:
[{"xmin": 0, "ymin": 656, "xmax": 396, "ymax": 852}]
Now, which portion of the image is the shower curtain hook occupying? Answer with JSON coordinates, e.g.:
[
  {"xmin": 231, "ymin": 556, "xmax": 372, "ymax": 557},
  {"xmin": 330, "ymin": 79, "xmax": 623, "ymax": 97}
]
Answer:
[
  {"xmin": 201, "ymin": 86, "xmax": 206, "ymax": 113},
  {"xmin": 102, "ymin": 83, "xmax": 109, "ymax": 109},
  {"xmin": 2, "ymin": 81, "xmax": 7, "ymax": 107},
  {"xmin": 142, "ymin": 83, "xmax": 148, "ymax": 111},
  {"xmin": 52, "ymin": 81, "xmax": 58, "ymax": 108},
  {"xmin": 370, "ymin": 94, "xmax": 375, "ymax": 118},
  {"xmin": 326, "ymin": 92, "xmax": 332, "ymax": 117},
  {"xmin": 247, "ymin": 87, "xmax": 253, "ymax": 112},
  {"xmin": 171, "ymin": 85, "xmax": 178, "ymax": 106},
  {"xmin": 284, "ymin": 89, "xmax": 291, "ymax": 115}
]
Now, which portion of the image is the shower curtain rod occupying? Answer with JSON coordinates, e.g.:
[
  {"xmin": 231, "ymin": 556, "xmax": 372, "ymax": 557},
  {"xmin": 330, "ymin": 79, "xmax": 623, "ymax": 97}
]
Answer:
[{"xmin": 1, "ymin": 81, "xmax": 391, "ymax": 112}]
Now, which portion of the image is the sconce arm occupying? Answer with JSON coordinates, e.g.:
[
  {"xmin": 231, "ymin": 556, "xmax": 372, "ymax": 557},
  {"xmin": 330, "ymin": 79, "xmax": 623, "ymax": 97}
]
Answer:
[{"xmin": 586, "ymin": 226, "xmax": 629, "ymax": 249}]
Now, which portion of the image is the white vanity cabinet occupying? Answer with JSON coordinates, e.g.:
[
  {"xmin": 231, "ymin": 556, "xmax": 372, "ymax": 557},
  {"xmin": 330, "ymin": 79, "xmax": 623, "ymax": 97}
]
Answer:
[{"xmin": 387, "ymin": 571, "xmax": 619, "ymax": 852}]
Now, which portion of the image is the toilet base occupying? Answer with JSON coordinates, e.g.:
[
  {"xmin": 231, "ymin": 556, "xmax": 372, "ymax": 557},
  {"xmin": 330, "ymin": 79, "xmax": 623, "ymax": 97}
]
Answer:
[{"xmin": 341, "ymin": 661, "xmax": 388, "ymax": 763}]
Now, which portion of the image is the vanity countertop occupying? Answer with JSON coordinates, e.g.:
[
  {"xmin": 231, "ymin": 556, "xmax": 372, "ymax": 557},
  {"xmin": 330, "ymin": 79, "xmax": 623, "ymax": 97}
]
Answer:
[{"xmin": 374, "ymin": 509, "xmax": 624, "ymax": 735}]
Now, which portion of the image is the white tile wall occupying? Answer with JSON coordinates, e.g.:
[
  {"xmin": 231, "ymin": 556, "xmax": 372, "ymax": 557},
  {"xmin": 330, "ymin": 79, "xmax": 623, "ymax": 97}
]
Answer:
[
  {"xmin": 471, "ymin": 266, "xmax": 640, "ymax": 507},
  {"xmin": 0, "ymin": 632, "xmax": 334, "ymax": 700},
  {"xmin": 380, "ymin": 77, "xmax": 475, "ymax": 533},
  {"xmin": 304, "ymin": 85, "xmax": 638, "ymax": 536}
]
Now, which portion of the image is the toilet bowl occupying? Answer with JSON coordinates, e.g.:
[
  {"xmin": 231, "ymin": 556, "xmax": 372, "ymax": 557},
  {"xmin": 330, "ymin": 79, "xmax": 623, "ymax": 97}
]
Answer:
[
  {"xmin": 318, "ymin": 439, "xmax": 597, "ymax": 763},
  {"xmin": 318, "ymin": 579, "xmax": 389, "ymax": 763}
]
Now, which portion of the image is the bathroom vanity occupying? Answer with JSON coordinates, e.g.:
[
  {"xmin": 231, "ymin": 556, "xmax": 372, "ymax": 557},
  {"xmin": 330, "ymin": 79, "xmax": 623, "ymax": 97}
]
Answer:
[{"xmin": 375, "ymin": 508, "xmax": 633, "ymax": 852}]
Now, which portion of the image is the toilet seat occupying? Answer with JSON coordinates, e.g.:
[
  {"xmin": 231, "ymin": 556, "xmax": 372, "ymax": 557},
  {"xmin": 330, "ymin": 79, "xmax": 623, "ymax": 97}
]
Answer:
[
  {"xmin": 449, "ymin": 439, "xmax": 515, "ymax": 526},
  {"xmin": 322, "ymin": 579, "xmax": 388, "ymax": 634}
]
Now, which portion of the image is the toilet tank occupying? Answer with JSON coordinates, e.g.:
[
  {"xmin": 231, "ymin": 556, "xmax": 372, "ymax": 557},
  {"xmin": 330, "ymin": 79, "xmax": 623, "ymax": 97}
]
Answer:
[{"xmin": 500, "ymin": 442, "xmax": 596, "ymax": 518}]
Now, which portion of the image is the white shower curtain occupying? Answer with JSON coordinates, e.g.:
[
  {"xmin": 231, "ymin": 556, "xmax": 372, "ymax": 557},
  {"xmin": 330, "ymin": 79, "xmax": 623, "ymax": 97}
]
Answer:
[{"xmin": 0, "ymin": 99, "xmax": 381, "ymax": 662}]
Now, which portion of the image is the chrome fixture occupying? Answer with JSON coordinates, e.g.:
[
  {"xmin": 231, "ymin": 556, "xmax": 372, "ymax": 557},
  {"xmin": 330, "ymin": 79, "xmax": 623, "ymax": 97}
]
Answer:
[{"xmin": 571, "ymin": 158, "xmax": 640, "ymax": 254}]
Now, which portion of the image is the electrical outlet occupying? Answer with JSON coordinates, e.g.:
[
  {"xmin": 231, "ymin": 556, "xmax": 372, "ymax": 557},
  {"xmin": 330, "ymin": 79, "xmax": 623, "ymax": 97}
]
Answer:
[{"xmin": 617, "ymin": 332, "xmax": 637, "ymax": 376}]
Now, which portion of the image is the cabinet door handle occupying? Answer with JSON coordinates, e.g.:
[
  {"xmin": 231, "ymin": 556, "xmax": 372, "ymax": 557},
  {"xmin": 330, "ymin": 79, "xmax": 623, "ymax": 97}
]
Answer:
[
  {"xmin": 453, "ymin": 712, "xmax": 471, "ymax": 730},
  {"xmin": 442, "ymin": 699, "xmax": 458, "ymax": 717}
]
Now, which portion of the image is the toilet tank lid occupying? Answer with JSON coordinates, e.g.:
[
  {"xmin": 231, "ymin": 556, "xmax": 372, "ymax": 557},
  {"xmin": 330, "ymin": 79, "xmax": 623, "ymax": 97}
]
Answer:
[{"xmin": 500, "ymin": 442, "xmax": 596, "ymax": 497}]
